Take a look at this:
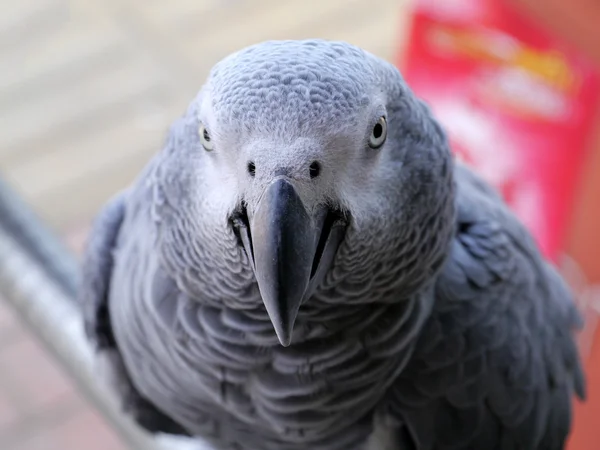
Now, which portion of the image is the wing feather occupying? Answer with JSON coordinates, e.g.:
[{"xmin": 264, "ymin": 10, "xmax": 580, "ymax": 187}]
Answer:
[
  {"xmin": 387, "ymin": 164, "xmax": 585, "ymax": 449},
  {"xmin": 80, "ymin": 190, "xmax": 190, "ymax": 436}
]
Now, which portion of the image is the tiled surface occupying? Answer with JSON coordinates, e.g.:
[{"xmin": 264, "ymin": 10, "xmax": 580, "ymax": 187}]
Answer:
[{"xmin": 0, "ymin": 0, "xmax": 408, "ymax": 448}]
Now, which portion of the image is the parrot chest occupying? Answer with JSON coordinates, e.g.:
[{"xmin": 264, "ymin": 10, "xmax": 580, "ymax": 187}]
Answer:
[
  {"xmin": 110, "ymin": 243, "xmax": 419, "ymax": 449},
  {"xmin": 120, "ymin": 305, "xmax": 399, "ymax": 448}
]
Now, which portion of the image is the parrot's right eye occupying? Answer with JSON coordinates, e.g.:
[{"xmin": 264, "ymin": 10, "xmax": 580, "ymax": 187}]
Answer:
[
  {"xmin": 368, "ymin": 116, "xmax": 387, "ymax": 149},
  {"xmin": 199, "ymin": 124, "xmax": 214, "ymax": 151}
]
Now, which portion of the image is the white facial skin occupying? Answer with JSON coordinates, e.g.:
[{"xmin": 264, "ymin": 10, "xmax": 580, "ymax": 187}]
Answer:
[{"xmin": 194, "ymin": 76, "xmax": 391, "ymax": 230}]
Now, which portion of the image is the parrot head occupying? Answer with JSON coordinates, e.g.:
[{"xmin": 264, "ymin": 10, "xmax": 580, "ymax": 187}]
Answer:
[{"xmin": 156, "ymin": 40, "xmax": 455, "ymax": 346}]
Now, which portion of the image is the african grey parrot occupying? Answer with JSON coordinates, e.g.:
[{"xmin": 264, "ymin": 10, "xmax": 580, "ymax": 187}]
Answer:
[{"xmin": 80, "ymin": 39, "xmax": 586, "ymax": 450}]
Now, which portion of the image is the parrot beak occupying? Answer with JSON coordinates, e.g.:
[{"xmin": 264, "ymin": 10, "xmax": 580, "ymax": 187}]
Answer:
[
  {"xmin": 249, "ymin": 177, "xmax": 317, "ymax": 347},
  {"xmin": 232, "ymin": 177, "xmax": 345, "ymax": 347}
]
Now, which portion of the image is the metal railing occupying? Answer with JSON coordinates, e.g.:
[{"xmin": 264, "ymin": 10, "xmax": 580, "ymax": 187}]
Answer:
[{"xmin": 0, "ymin": 176, "xmax": 206, "ymax": 450}]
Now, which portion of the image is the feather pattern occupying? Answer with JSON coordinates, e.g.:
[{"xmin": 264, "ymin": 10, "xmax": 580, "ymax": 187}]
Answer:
[{"xmin": 80, "ymin": 40, "xmax": 585, "ymax": 450}]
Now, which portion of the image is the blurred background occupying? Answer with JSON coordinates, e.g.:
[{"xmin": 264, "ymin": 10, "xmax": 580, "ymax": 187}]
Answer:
[{"xmin": 0, "ymin": 0, "xmax": 599, "ymax": 449}]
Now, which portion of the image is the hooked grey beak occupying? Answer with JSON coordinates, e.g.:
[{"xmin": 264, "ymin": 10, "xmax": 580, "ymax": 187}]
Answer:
[
  {"xmin": 251, "ymin": 178, "xmax": 314, "ymax": 346},
  {"xmin": 233, "ymin": 177, "xmax": 346, "ymax": 347}
]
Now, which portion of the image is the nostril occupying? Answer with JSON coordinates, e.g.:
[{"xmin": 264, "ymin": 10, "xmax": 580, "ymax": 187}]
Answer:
[
  {"xmin": 247, "ymin": 161, "xmax": 256, "ymax": 177},
  {"xmin": 309, "ymin": 161, "xmax": 321, "ymax": 179}
]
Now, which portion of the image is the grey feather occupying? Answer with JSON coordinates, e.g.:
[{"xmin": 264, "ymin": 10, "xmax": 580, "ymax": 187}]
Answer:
[
  {"xmin": 81, "ymin": 190, "xmax": 191, "ymax": 436},
  {"xmin": 80, "ymin": 39, "xmax": 585, "ymax": 450}
]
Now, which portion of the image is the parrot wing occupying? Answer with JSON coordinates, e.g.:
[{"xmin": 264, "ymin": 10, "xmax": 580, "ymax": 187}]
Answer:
[
  {"xmin": 80, "ymin": 189, "xmax": 190, "ymax": 436},
  {"xmin": 387, "ymin": 163, "xmax": 585, "ymax": 450}
]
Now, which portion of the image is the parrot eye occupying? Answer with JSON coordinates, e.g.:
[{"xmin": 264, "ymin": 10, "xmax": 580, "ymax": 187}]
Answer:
[
  {"xmin": 368, "ymin": 116, "xmax": 387, "ymax": 149},
  {"xmin": 199, "ymin": 124, "xmax": 214, "ymax": 151}
]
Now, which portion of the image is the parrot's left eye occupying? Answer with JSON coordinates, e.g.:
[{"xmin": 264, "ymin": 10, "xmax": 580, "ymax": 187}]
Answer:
[
  {"xmin": 368, "ymin": 116, "xmax": 387, "ymax": 149},
  {"xmin": 199, "ymin": 124, "xmax": 214, "ymax": 151}
]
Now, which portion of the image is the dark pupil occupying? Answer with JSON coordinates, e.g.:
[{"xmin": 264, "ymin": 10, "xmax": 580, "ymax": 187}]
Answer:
[
  {"xmin": 247, "ymin": 162, "xmax": 256, "ymax": 177},
  {"xmin": 373, "ymin": 123, "xmax": 383, "ymax": 139},
  {"xmin": 203, "ymin": 129, "xmax": 211, "ymax": 141}
]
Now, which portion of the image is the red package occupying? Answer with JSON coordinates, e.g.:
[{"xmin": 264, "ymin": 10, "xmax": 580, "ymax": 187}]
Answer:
[{"xmin": 399, "ymin": 0, "xmax": 600, "ymax": 261}]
